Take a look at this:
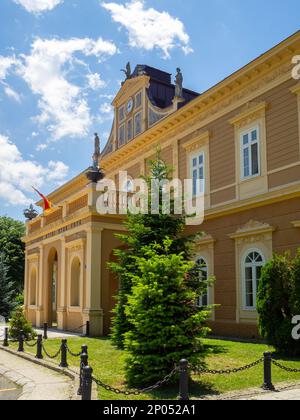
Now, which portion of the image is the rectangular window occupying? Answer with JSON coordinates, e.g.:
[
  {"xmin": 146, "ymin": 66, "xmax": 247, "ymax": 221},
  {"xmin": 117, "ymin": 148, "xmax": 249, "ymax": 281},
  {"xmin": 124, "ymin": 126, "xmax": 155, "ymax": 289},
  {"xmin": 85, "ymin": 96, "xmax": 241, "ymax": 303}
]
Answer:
[
  {"xmin": 135, "ymin": 92, "xmax": 142, "ymax": 109},
  {"xmin": 241, "ymin": 128, "xmax": 260, "ymax": 179},
  {"xmin": 134, "ymin": 112, "xmax": 142, "ymax": 137},
  {"xmin": 119, "ymin": 124, "xmax": 125, "ymax": 146},
  {"xmin": 191, "ymin": 152, "xmax": 205, "ymax": 196},
  {"xmin": 127, "ymin": 119, "xmax": 133, "ymax": 142},
  {"xmin": 118, "ymin": 106, "xmax": 125, "ymax": 122}
]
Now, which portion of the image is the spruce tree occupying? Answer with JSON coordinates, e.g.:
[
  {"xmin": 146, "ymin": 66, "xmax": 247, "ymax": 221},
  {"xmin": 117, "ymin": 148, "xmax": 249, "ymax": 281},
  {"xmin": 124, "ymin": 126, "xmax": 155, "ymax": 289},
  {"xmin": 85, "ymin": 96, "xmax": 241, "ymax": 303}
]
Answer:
[
  {"xmin": 109, "ymin": 157, "xmax": 196, "ymax": 348},
  {"xmin": 109, "ymin": 156, "xmax": 211, "ymax": 382},
  {"xmin": 124, "ymin": 239, "xmax": 210, "ymax": 387},
  {"xmin": 0, "ymin": 253, "xmax": 16, "ymax": 320}
]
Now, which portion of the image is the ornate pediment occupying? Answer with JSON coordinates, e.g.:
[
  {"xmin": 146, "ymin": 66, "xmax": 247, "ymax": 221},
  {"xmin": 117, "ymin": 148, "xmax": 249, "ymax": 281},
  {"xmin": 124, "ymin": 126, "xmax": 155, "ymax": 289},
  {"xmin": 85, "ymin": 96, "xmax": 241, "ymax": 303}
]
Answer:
[
  {"xmin": 229, "ymin": 220, "xmax": 276, "ymax": 241},
  {"xmin": 229, "ymin": 101, "xmax": 268, "ymax": 128}
]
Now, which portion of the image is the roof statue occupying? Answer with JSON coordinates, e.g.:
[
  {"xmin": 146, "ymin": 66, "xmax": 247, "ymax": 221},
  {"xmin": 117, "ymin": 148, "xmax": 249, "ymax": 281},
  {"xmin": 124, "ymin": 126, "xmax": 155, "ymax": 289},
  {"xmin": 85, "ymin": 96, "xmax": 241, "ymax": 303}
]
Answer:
[
  {"xmin": 93, "ymin": 132, "xmax": 101, "ymax": 169},
  {"xmin": 23, "ymin": 204, "xmax": 38, "ymax": 221},
  {"xmin": 175, "ymin": 68, "xmax": 183, "ymax": 98},
  {"xmin": 86, "ymin": 133, "xmax": 105, "ymax": 183},
  {"xmin": 121, "ymin": 62, "xmax": 132, "ymax": 82}
]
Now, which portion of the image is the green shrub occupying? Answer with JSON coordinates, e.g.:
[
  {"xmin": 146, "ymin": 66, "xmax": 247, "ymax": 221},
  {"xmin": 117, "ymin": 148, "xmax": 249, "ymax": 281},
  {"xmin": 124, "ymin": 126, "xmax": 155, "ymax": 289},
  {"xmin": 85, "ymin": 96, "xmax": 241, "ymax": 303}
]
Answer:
[
  {"xmin": 9, "ymin": 306, "xmax": 36, "ymax": 340},
  {"xmin": 257, "ymin": 252, "xmax": 300, "ymax": 356},
  {"xmin": 124, "ymin": 240, "xmax": 210, "ymax": 387}
]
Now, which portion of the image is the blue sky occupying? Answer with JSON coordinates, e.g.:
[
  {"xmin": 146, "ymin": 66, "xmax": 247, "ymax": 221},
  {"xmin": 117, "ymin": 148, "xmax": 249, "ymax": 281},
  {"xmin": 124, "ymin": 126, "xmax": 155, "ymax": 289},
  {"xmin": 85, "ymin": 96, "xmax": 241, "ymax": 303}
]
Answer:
[{"xmin": 0, "ymin": 0, "xmax": 299, "ymax": 220}]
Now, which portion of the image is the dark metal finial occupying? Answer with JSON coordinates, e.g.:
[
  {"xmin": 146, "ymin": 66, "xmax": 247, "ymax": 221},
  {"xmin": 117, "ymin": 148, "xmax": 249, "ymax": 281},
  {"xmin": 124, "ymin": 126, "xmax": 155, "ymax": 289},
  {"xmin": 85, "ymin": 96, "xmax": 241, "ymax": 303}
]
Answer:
[{"xmin": 23, "ymin": 204, "xmax": 38, "ymax": 221}]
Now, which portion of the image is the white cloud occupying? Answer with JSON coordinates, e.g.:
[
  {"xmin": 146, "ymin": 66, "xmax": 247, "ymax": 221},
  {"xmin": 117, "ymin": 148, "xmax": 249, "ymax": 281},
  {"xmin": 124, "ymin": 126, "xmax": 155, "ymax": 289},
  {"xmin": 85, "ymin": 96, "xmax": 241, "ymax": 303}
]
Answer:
[
  {"xmin": 0, "ymin": 56, "xmax": 19, "ymax": 80},
  {"xmin": 4, "ymin": 85, "xmax": 22, "ymax": 103},
  {"xmin": 87, "ymin": 73, "xmax": 106, "ymax": 90},
  {"xmin": 102, "ymin": 0, "xmax": 193, "ymax": 58},
  {"xmin": 0, "ymin": 134, "xmax": 69, "ymax": 206},
  {"xmin": 12, "ymin": 0, "xmax": 63, "ymax": 14},
  {"xmin": 36, "ymin": 143, "xmax": 47, "ymax": 151},
  {"xmin": 18, "ymin": 37, "xmax": 117, "ymax": 140},
  {"xmin": 100, "ymin": 102, "xmax": 112, "ymax": 114}
]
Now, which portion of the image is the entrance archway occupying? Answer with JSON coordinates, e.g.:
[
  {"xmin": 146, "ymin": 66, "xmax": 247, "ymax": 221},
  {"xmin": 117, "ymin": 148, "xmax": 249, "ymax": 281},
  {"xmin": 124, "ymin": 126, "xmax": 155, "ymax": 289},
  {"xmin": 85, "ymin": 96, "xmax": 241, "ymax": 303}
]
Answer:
[{"xmin": 48, "ymin": 248, "xmax": 58, "ymax": 327}]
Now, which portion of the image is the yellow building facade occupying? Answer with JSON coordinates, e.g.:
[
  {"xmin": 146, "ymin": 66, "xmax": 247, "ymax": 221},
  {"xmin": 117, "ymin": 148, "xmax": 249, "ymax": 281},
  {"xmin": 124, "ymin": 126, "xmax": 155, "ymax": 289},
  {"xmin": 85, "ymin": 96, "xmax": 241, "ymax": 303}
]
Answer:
[{"xmin": 23, "ymin": 31, "xmax": 300, "ymax": 338}]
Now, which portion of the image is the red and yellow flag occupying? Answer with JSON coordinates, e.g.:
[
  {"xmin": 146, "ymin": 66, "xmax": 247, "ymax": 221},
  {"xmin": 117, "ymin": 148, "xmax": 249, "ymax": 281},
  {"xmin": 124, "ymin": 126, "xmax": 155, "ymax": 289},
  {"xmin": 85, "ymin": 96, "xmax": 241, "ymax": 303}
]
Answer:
[{"xmin": 32, "ymin": 187, "xmax": 52, "ymax": 212}]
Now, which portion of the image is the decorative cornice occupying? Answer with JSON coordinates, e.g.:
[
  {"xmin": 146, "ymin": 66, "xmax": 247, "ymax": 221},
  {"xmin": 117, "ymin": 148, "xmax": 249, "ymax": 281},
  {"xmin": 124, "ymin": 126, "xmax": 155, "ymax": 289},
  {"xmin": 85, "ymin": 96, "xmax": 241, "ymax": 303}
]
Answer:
[
  {"xmin": 194, "ymin": 232, "xmax": 215, "ymax": 246},
  {"xmin": 182, "ymin": 130, "xmax": 210, "ymax": 153},
  {"xmin": 229, "ymin": 102, "xmax": 268, "ymax": 127},
  {"xmin": 229, "ymin": 220, "xmax": 276, "ymax": 240}
]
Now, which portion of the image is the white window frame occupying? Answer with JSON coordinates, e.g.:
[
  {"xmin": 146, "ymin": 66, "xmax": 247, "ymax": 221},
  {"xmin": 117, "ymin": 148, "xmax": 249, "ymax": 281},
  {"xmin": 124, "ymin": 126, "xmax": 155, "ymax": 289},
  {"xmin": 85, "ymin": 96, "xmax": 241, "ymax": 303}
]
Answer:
[
  {"xmin": 118, "ymin": 106, "xmax": 125, "ymax": 123},
  {"xmin": 134, "ymin": 112, "xmax": 142, "ymax": 137},
  {"xmin": 240, "ymin": 126, "xmax": 260, "ymax": 180},
  {"xmin": 195, "ymin": 257, "xmax": 209, "ymax": 308},
  {"xmin": 135, "ymin": 91, "xmax": 142, "ymax": 109},
  {"xmin": 118, "ymin": 124, "xmax": 126, "ymax": 146},
  {"xmin": 190, "ymin": 151, "xmax": 205, "ymax": 197},
  {"xmin": 242, "ymin": 248, "xmax": 265, "ymax": 311}
]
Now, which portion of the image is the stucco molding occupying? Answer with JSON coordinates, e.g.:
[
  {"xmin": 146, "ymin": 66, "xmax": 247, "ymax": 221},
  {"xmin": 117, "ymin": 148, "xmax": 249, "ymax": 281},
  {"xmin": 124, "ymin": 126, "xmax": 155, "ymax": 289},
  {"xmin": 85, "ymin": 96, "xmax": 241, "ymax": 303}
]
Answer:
[
  {"xmin": 290, "ymin": 83, "xmax": 300, "ymax": 95},
  {"xmin": 229, "ymin": 101, "xmax": 268, "ymax": 128},
  {"xmin": 229, "ymin": 220, "xmax": 276, "ymax": 242},
  {"xmin": 291, "ymin": 220, "xmax": 300, "ymax": 228},
  {"xmin": 182, "ymin": 130, "xmax": 210, "ymax": 153},
  {"xmin": 194, "ymin": 232, "xmax": 215, "ymax": 248}
]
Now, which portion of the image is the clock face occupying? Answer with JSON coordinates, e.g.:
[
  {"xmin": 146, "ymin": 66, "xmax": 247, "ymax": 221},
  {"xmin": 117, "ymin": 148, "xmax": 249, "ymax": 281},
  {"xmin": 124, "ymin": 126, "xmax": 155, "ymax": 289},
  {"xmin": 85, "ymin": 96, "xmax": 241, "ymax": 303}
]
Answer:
[{"xmin": 126, "ymin": 98, "xmax": 134, "ymax": 114}]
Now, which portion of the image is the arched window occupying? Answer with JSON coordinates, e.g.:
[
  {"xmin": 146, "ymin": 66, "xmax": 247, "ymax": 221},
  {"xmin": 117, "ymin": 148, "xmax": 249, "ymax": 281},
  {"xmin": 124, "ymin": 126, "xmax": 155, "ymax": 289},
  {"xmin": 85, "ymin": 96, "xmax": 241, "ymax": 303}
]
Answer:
[
  {"xmin": 30, "ymin": 268, "xmax": 37, "ymax": 306},
  {"xmin": 70, "ymin": 258, "xmax": 81, "ymax": 307},
  {"xmin": 195, "ymin": 257, "xmax": 208, "ymax": 307},
  {"xmin": 243, "ymin": 250, "xmax": 265, "ymax": 309}
]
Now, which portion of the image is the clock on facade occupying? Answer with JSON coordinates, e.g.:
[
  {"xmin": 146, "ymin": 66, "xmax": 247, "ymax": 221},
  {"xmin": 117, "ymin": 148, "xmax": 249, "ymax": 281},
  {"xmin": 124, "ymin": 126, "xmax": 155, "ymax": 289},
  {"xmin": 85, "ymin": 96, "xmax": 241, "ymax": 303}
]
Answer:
[{"xmin": 126, "ymin": 98, "xmax": 134, "ymax": 114}]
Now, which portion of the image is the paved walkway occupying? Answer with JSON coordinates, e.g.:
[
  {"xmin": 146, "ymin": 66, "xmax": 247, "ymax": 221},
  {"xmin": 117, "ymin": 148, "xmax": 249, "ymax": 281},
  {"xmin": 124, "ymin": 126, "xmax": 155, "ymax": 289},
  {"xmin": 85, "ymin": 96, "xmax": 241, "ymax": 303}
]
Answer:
[
  {"xmin": 0, "ymin": 350, "xmax": 75, "ymax": 400},
  {"xmin": 0, "ymin": 325, "xmax": 82, "ymax": 340},
  {"xmin": 248, "ymin": 388, "xmax": 300, "ymax": 400}
]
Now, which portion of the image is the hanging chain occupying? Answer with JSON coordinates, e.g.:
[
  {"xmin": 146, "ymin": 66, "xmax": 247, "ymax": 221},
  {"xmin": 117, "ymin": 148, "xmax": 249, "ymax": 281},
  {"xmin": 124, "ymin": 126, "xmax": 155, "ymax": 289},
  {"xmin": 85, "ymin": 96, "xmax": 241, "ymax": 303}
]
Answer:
[
  {"xmin": 272, "ymin": 359, "xmax": 300, "ymax": 373},
  {"xmin": 42, "ymin": 344, "xmax": 62, "ymax": 359},
  {"xmin": 24, "ymin": 339, "xmax": 38, "ymax": 348},
  {"xmin": 92, "ymin": 367, "xmax": 179, "ymax": 396},
  {"xmin": 66, "ymin": 345, "xmax": 82, "ymax": 357},
  {"xmin": 192, "ymin": 357, "xmax": 264, "ymax": 375}
]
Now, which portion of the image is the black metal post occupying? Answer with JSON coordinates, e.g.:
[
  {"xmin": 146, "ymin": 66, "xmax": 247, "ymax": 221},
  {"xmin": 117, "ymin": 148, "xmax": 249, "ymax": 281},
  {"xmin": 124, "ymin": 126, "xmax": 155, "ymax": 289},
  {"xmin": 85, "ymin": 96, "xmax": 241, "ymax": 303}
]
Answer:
[
  {"xmin": 81, "ymin": 344, "xmax": 88, "ymax": 356},
  {"xmin": 18, "ymin": 330, "xmax": 24, "ymax": 353},
  {"xmin": 78, "ymin": 353, "xmax": 89, "ymax": 395},
  {"xmin": 178, "ymin": 359, "xmax": 189, "ymax": 401},
  {"xmin": 262, "ymin": 352, "xmax": 275, "ymax": 391},
  {"xmin": 81, "ymin": 365, "xmax": 93, "ymax": 401},
  {"xmin": 3, "ymin": 327, "xmax": 9, "ymax": 347},
  {"xmin": 60, "ymin": 339, "xmax": 68, "ymax": 368},
  {"xmin": 43, "ymin": 323, "xmax": 48, "ymax": 340},
  {"xmin": 36, "ymin": 334, "xmax": 43, "ymax": 360},
  {"xmin": 86, "ymin": 321, "xmax": 90, "ymax": 338}
]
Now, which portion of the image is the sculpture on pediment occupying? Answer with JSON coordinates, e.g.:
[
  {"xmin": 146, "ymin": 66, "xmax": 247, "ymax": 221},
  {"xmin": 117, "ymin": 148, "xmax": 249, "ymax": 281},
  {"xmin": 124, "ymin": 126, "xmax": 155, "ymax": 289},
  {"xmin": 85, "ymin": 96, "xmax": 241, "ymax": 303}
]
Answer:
[
  {"xmin": 121, "ymin": 62, "xmax": 132, "ymax": 81},
  {"xmin": 175, "ymin": 68, "xmax": 183, "ymax": 98}
]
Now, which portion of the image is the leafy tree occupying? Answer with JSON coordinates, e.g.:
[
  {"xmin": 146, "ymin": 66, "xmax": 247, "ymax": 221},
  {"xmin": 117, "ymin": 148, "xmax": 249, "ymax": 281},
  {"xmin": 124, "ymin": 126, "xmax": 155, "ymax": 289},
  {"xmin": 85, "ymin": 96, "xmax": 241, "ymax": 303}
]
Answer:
[
  {"xmin": 257, "ymin": 252, "xmax": 300, "ymax": 356},
  {"xmin": 109, "ymin": 157, "xmax": 199, "ymax": 348},
  {"xmin": 0, "ymin": 253, "xmax": 16, "ymax": 320},
  {"xmin": 0, "ymin": 216, "xmax": 25, "ymax": 293},
  {"xmin": 124, "ymin": 240, "xmax": 210, "ymax": 387},
  {"xmin": 9, "ymin": 306, "xmax": 36, "ymax": 341}
]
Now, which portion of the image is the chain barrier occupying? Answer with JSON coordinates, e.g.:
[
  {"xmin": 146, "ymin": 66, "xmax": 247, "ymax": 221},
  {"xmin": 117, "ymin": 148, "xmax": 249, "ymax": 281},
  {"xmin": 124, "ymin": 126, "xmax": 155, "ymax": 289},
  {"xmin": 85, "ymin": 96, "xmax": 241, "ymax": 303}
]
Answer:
[
  {"xmin": 192, "ymin": 357, "xmax": 264, "ymax": 375},
  {"xmin": 24, "ymin": 339, "xmax": 38, "ymax": 348},
  {"xmin": 73, "ymin": 324, "xmax": 86, "ymax": 332},
  {"xmin": 92, "ymin": 367, "xmax": 179, "ymax": 396},
  {"xmin": 66, "ymin": 345, "xmax": 82, "ymax": 357},
  {"xmin": 42, "ymin": 344, "xmax": 62, "ymax": 360},
  {"xmin": 272, "ymin": 359, "xmax": 300, "ymax": 373}
]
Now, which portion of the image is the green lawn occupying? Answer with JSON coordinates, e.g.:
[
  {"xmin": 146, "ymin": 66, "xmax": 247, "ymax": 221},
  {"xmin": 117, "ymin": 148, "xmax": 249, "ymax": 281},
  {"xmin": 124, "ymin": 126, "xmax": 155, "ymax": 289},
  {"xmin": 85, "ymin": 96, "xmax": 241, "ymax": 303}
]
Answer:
[{"xmin": 9, "ymin": 337, "xmax": 300, "ymax": 400}]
